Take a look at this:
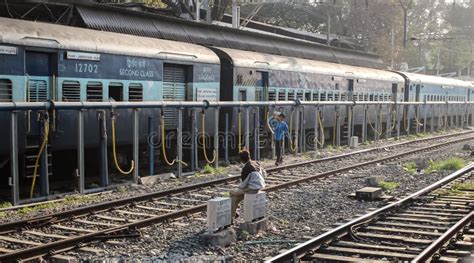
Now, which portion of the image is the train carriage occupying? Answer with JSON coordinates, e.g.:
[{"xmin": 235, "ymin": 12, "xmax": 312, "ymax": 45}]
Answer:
[
  {"xmin": 0, "ymin": 18, "xmax": 220, "ymax": 190},
  {"xmin": 395, "ymin": 72, "xmax": 473, "ymax": 130},
  {"xmin": 212, "ymin": 47, "xmax": 405, "ymax": 153}
]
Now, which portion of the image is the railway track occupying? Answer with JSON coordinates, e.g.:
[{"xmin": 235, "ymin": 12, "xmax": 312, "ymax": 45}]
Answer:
[
  {"xmin": 0, "ymin": 131, "xmax": 472, "ymax": 261},
  {"xmin": 267, "ymin": 164, "xmax": 474, "ymax": 263}
]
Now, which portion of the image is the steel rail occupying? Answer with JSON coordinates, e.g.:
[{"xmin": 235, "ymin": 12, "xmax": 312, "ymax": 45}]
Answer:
[
  {"xmin": 0, "ymin": 130, "xmax": 470, "ymax": 233},
  {"xmin": 412, "ymin": 211, "xmax": 474, "ymax": 263},
  {"xmin": 266, "ymin": 163, "xmax": 474, "ymax": 262},
  {"xmin": 0, "ymin": 134, "xmax": 472, "ymax": 260}
]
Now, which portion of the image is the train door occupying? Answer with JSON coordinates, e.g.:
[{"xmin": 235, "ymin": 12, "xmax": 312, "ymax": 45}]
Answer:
[
  {"xmin": 347, "ymin": 79, "xmax": 354, "ymax": 101},
  {"xmin": 163, "ymin": 63, "xmax": 188, "ymax": 129},
  {"xmin": 24, "ymin": 51, "xmax": 56, "ymax": 197},
  {"xmin": 415, "ymin": 84, "xmax": 421, "ymax": 102},
  {"xmin": 26, "ymin": 51, "xmax": 55, "ymax": 103},
  {"xmin": 391, "ymin": 83, "xmax": 398, "ymax": 101}
]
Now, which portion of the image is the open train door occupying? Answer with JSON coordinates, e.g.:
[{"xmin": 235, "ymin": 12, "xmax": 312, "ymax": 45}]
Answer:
[
  {"xmin": 255, "ymin": 71, "xmax": 268, "ymax": 159},
  {"xmin": 24, "ymin": 50, "xmax": 57, "ymax": 198}
]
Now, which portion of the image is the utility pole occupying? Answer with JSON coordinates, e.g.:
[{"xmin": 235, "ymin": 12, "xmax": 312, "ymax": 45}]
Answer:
[
  {"xmin": 326, "ymin": 10, "xmax": 331, "ymax": 46},
  {"xmin": 399, "ymin": 0, "xmax": 413, "ymax": 48}
]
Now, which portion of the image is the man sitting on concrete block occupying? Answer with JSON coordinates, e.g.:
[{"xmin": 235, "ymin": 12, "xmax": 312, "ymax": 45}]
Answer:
[{"xmin": 230, "ymin": 149, "xmax": 266, "ymax": 222}]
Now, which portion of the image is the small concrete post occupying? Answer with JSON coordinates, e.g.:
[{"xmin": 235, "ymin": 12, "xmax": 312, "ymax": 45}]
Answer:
[
  {"xmin": 77, "ymin": 110, "xmax": 85, "ymax": 194},
  {"xmin": 10, "ymin": 111, "xmax": 19, "ymax": 205}
]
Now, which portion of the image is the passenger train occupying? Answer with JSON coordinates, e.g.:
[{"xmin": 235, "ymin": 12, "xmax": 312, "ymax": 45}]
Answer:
[{"xmin": 0, "ymin": 18, "xmax": 472, "ymax": 194}]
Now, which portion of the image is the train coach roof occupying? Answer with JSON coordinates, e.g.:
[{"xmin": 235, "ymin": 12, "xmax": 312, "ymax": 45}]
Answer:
[
  {"xmin": 214, "ymin": 47, "xmax": 404, "ymax": 83},
  {"xmin": 397, "ymin": 72, "xmax": 472, "ymax": 88},
  {"xmin": 0, "ymin": 18, "xmax": 220, "ymax": 64}
]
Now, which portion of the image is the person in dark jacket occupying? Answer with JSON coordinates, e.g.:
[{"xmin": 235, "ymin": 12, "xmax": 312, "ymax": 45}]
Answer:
[{"xmin": 229, "ymin": 150, "xmax": 265, "ymax": 220}]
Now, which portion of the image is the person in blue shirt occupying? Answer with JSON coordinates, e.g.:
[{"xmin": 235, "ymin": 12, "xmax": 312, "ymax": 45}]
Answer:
[{"xmin": 272, "ymin": 112, "xmax": 289, "ymax": 166}]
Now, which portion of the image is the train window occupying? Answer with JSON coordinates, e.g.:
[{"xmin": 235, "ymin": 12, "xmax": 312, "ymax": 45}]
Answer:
[
  {"xmin": 86, "ymin": 82, "xmax": 103, "ymax": 102},
  {"xmin": 334, "ymin": 92, "xmax": 340, "ymax": 101},
  {"xmin": 0, "ymin": 79, "xmax": 13, "ymax": 102},
  {"xmin": 129, "ymin": 83, "xmax": 143, "ymax": 102},
  {"xmin": 288, "ymin": 91, "xmax": 295, "ymax": 101},
  {"xmin": 109, "ymin": 83, "xmax": 124, "ymax": 102},
  {"xmin": 278, "ymin": 90, "xmax": 286, "ymax": 101},
  {"xmin": 327, "ymin": 91, "xmax": 333, "ymax": 101},
  {"xmin": 62, "ymin": 81, "xmax": 81, "ymax": 102},
  {"xmin": 320, "ymin": 91, "xmax": 326, "ymax": 101},
  {"xmin": 305, "ymin": 91, "xmax": 311, "ymax": 101},
  {"xmin": 369, "ymin": 94, "xmax": 374, "ymax": 101},
  {"xmin": 313, "ymin": 91, "xmax": 319, "ymax": 101},
  {"xmin": 268, "ymin": 90, "xmax": 276, "ymax": 101},
  {"xmin": 340, "ymin": 92, "xmax": 346, "ymax": 101},
  {"xmin": 297, "ymin": 91, "xmax": 303, "ymax": 101},
  {"xmin": 238, "ymin": 89, "xmax": 247, "ymax": 101}
]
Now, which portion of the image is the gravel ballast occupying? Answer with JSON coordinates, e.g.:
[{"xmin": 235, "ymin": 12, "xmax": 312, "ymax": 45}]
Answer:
[{"xmin": 65, "ymin": 140, "xmax": 473, "ymax": 261}]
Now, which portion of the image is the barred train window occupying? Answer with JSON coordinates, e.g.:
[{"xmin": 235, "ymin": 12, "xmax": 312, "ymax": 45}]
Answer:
[
  {"xmin": 0, "ymin": 79, "xmax": 13, "ymax": 102},
  {"xmin": 287, "ymin": 91, "xmax": 295, "ymax": 100},
  {"xmin": 86, "ymin": 82, "xmax": 103, "ymax": 102},
  {"xmin": 129, "ymin": 83, "xmax": 143, "ymax": 102},
  {"xmin": 305, "ymin": 91, "xmax": 311, "ymax": 101},
  {"xmin": 278, "ymin": 90, "xmax": 286, "ymax": 101},
  {"xmin": 313, "ymin": 91, "xmax": 319, "ymax": 101},
  {"xmin": 62, "ymin": 81, "xmax": 81, "ymax": 102},
  {"xmin": 268, "ymin": 90, "xmax": 276, "ymax": 101}
]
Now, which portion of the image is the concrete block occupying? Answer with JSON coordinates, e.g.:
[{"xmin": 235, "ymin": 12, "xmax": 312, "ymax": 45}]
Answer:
[
  {"xmin": 243, "ymin": 192, "xmax": 266, "ymax": 222},
  {"xmin": 350, "ymin": 136, "xmax": 359, "ymax": 148},
  {"xmin": 239, "ymin": 218, "xmax": 267, "ymax": 235},
  {"xmin": 51, "ymin": 255, "xmax": 79, "ymax": 263},
  {"xmin": 356, "ymin": 187, "xmax": 382, "ymax": 201},
  {"xmin": 462, "ymin": 144, "xmax": 472, "ymax": 151},
  {"xmin": 139, "ymin": 173, "xmax": 174, "ymax": 185},
  {"xmin": 202, "ymin": 228, "xmax": 236, "ymax": 247},
  {"xmin": 366, "ymin": 176, "xmax": 384, "ymax": 187},
  {"xmin": 207, "ymin": 197, "xmax": 231, "ymax": 232}
]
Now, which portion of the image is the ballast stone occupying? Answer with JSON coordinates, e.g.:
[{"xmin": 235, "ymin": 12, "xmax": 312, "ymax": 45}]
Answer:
[
  {"xmin": 239, "ymin": 218, "xmax": 267, "ymax": 235},
  {"xmin": 139, "ymin": 173, "xmax": 174, "ymax": 185},
  {"xmin": 202, "ymin": 228, "xmax": 237, "ymax": 247}
]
